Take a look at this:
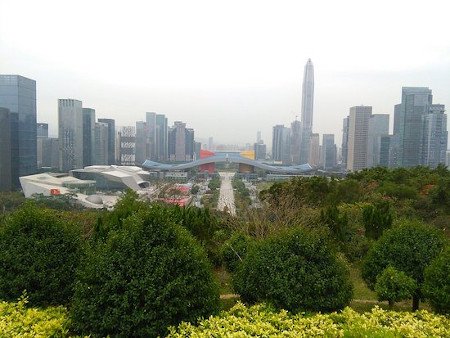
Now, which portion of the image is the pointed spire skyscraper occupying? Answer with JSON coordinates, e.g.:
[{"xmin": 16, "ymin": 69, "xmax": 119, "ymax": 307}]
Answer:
[{"xmin": 300, "ymin": 58, "xmax": 314, "ymax": 164}]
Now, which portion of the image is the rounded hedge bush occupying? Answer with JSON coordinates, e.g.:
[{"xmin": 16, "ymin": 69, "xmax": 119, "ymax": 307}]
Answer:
[
  {"xmin": 70, "ymin": 205, "xmax": 220, "ymax": 337},
  {"xmin": 0, "ymin": 202, "xmax": 82, "ymax": 306},
  {"xmin": 375, "ymin": 266, "xmax": 416, "ymax": 308},
  {"xmin": 233, "ymin": 227, "xmax": 353, "ymax": 313},
  {"xmin": 221, "ymin": 232, "xmax": 253, "ymax": 272},
  {"xmin": 362, "ymin": 219, "xmax": 445, "ymax": 311},
  {"xmin": 424, "ymin": 246, "xmax": 450, "ymax": 314}
]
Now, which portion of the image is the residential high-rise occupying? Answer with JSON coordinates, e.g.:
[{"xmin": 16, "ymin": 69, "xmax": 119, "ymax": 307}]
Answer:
[
  {"xmin": 272, "ymin": 124, "xmax": 290, "ymax": 163},
  {"xmin": 82, "ymin": 108, "xmax": 96, "ymax": 167},
  {"xmin": 0, "ymin": 75, "xmax": 37, "ymax": 187},
  {"xmin": 290, "ymin": 120, "xmax": 302, "ymax": 164},
  {"xmin": 394, "ymin": 87, "xmax": 432, "ymax": 167},
  {"xmin": 309, "ymin": 133, "xmax": 320, "ymax": 167},
  {"xmin": 119, "ymin": 126, "xmax": 136, "ymax": 166},
  {"xmin": 347, "ymin": 106, "xmax": 372, "ymax": 171},
  {"xmin": 367, "ymin": 114, "xmax": 389, "ymax": 168},
  {"xmin": 0, "ymin": 108, "xmax": 12, "ymax": 191},
  {"xmin": 58, "ymin": 99, "xmax": 83, "ymax": 171},
  {"xmin": 97, "ymin": 118, "xmax": 115, "ymax": 165},
  {"xmin": 421, "ymin": 104, "xmax": 447, "ymax": 168},
  {"xmin": 300, "ymin": 58, "xmax": 314, "ymax": 164},
  {"xmin": 341, "ymin": 117, "xmax": 349, "ymax": 168},
  {"xmin": 94, "ymin": 122, "xmax": 109, "ymax": 165},
  {"xmin": 322, "ymin": 134, "xmax": 337, "ymax": 170}
]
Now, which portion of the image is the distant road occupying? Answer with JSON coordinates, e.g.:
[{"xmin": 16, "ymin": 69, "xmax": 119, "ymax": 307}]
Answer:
[{"xmin": 217, "ymin": 172, "xmax": 236, "ymax": 216}]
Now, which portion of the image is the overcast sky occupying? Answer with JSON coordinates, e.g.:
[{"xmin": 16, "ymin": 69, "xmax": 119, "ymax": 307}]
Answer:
[{"xmin": 1, "ymin": 0, "xmax": 450, "ymax": 147}]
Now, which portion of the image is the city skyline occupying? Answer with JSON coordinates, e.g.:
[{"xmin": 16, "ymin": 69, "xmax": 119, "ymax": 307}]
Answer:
[{"xmin": 1, "ymin": 0, "xmax": 450, "ymax": 146}]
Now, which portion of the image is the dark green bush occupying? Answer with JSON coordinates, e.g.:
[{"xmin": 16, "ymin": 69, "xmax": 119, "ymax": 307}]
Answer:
[
  {"xmin": 233, "ymin": 227, "xmax": 353, "ymax": 313},
  {"xmin": 362, "ymin": 219, "xmax": 445, "ymax": 310},
  {"xmin": 424, "ymin": 246, "xmax": 450, "ymax": 314},
  {"xmin": 71, "ymin": 204, "xmax": 220, "ymax": 337},
  {"xmin": 362, "ymin": 200, "xmax": 393, "ymax": 240},
  {"xmin": 0, "ymin": 202, "xmax": 82, "ymax": 306},
  {"xmin": 221, "ymin": 232, "xmax": 253, "ymax": 272},
  {"xmin": 375, "ymin": 266, "xmax": 416, "ymax": 308}
]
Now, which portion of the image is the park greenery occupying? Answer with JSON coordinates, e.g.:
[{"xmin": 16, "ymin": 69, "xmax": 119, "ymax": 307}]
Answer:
[{"xmin": 0, "ymin": 165, "xmax": 449, "ymax": 336}]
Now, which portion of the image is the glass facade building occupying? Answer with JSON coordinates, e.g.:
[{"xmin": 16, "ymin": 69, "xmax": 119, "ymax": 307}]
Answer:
[
  {"xmin": 0, "ymin": 75, "xmax": 37, "ymax": 188},
  {"xmin": 97, "ymin": 118, "xmax": 115, "ymax": 165},
  {"xmin": 83, "ymin": 108, "xmax": 96, "ymax": 167},
  {"xmin": 59, "ymin": 99, "xmax": 83, "ymax": 171}
]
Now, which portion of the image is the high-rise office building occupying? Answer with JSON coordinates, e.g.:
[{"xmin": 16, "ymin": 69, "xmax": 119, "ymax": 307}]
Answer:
[
  {"xmin": 309, "ymin": 133, "xmax": 320, "ymax": 167},
  {"xmin": 37, "ymin": 123, "xmax": 48, "ymax": 138},
  {"xmin": 379, "ymin": 135, "xmax": 391, "ymax": 167},
  {"xmin": 421, "ymin": 104, "xmax": 447, "ymax": 168},
  {"xmin": 272, "ymin": 124, "xmax": 290, "ymax": 163},
  {"xmin": 168, "ymin": 121, "xmax": 195, "ymax": 161},
  {"xmin": 145, "ymin": 112, "xmax": 157, "ymax": 159},
  {"xmin": 322, "ymin": 134, "xmax": 337, "ymax": 170},
  {"xmin": 290, "ymin": 120, "xmax": 302, "ymax": 164},
  {"xmin": 119, "ymin": 126, "xmax": 136, "ymax": 166},
  {"xmin": 82, "ymin": 108, "xmax": 96, "ymax": 167},
  {"xmin": 341, "ymin": 117, "xmax": 349, "ymax": 169},
  {"xmin": 94, "ymin": 122, "xmax": 109, "ymax": 165},
  {"xmin": 367, "ymin": 114, "xmax": 390, "ymax": 168},
  {"xmin": 257, "ymin": 131, "xmax": 262, "ymax": 143},
  {"xmin": 254, "ymin": 142, "xmax": 267, "ymax": 160},
  {"xmin": 300, "ymin": 59, "xmax": 314, "ymax": 164},
  {"xmin": 97, "ymin": 118, "xmax": 115, "ymax": 165},
  {"xmin": 347, "ymin": 106, "xmax": 372, "ymax": 171},
  {"xmin": 393, "ymin": 87, "xmax": 432, "ymax": 167},
  {"xmin": 155, "ymin": 114, "xmax": 168, "ymax": 161},
  {"xmin": 0, "ymin": 75, "xmax": 37, "ymax": 187},
  {"xmin": 58, "ymin": 99, "xmax": 83, "ymax": 171},
  {"xmin": 0, "ymin": 108, "xmax": 12, "ymax": 191},
  {"xmin": 135, "ymin": 121, "xmax": 150, "ymax": 165}
]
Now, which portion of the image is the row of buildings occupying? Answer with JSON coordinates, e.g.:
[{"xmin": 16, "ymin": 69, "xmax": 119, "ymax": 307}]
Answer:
[{"xmin": 343, "ymin": 87, "xmax": 448, "ymax": 171}]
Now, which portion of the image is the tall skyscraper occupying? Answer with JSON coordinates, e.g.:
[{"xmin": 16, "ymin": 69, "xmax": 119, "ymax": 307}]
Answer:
[
  {"xmin": 309, "ymin": 133, "xmax": 320, "ymax": 167},
  {"xmin": 393, "ymin": 87, "xmax": 432, "ymax": 167},
  {"xmin": 82, "ymin": 108, "xmax": 96, "ymax": 167},
  {"xmin": 145, "ymin": 112, "xmax": 157, "ymax": 159},
  {"xmin": 367, "ymin": 114, "xmax": 390, "ymax": 168},
  {"xmin": 168, "ymin": 121, "xmax": 195, "ymax": 161},
  {"xmin": 322, "ymin": 134, "xmax": 337, "ymax": 170},
  {"xmin": 97, "ymin": 118, "xmax": 115, "ymax": 165},
  {"xmin": 94, "ymin": 122, "xmax": 109, "ymax": 165},
  {"xmin": 59, "ymin": 99, "xmax": 83, "ymax": 171},
  {"xmin": 290, "ymin": 120, "xmax": 302, "ymax": 164},
  {"xmin": 155, "ymin": 114, "xmax": 168, "ymax": 161},
  {"xmin": 0, "ymin": 108, "xmax": 12, "ymax": 191},
  {"xmin": 119, "ymin": 126, "xmax": 136, "ymax": 166},
  {"xmin": 347, "ymin": 106, "xmax": 372, "ymax": 171},
  {"xmin": 300, "ymin": 58, "xmax": 314, "ymax": 164},
  {"xmin": 272, "ymin": 124, "xmax": 290, "ymax": 164},
  {"xmin": 0, "ymin": 75, "xmax": 37, "ymax": 187},
  {"xmin": 421, "ymin": 104, "xmax": 447, "ymax": 168},
  {"xmin": 256, "ymin": 131, "xmax": 262, "ymax": 143},
  {"xmin": 341, "ymin": 117, "xmax": 349, "ymax": 169},
  {"xmin": 135, "ymin": 121, "xmax": 149, "ymax": 165},
  {"xmin": 37, "ymin": 123, "xmax": 48, "ymax": 138}
]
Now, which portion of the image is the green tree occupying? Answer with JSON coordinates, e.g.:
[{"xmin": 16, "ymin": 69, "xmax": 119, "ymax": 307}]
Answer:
[
  {"xmin": 234, "ymin": 227, "xmax": 353, "ymax": 313},
  {"xmin": 221, "ymin": 232, "xmax": 253, "ymax": 272},
  {"xmin": 423, "ymin": 247, "xmax": 450, "ymax": 314},
  {"xmin": 0, "ymin": 202, "xmax": 82, "ymax": 306},
  {"xmin": 71, "ymin": 205, "xmax": 219, "ymax": 337},
  {"xmin": 374, "ymin": 266, "xmax": 416, "ymax": 308},
  {"xmin": 362, "ymin": 200, "xmax": 393, "ymax": 240},
  {"xmin": 362, "ymin": 220, "xmax": 445, "ymax": 311}
]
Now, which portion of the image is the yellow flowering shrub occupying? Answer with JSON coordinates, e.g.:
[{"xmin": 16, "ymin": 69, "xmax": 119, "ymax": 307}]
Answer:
[
  {"xmin": 0, "ymin": 295, "xmax": 69, "ymax": 337},
  {"xmin": 168, "ymin": 302, "xmax": 450, "ymax": 338}
]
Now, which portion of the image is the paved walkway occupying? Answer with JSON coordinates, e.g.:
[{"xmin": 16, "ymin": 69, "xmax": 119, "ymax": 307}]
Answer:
[{"xmin": 217, "ymin": 172, "xmax": 236, "ymax": 216}]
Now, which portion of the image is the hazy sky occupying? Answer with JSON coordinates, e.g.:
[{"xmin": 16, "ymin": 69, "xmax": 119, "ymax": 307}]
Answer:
[{"xmin": 1, "ymin": 0, "xmax": 450, "ymax": 147}]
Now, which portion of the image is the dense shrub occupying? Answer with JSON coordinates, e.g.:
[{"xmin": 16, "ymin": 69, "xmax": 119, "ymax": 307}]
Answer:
[
  {"xmin": 0, "ymin": 202, "xmax": 82, "ymax": 306},
  {"xmin": 375, "ymin": 266, "xmax": 416, "ymax": 308},
  {"xmin": 71, "ymin": 205, "xmax": 220, "ymax": 337},
  {"xmin": 233, "ymin": 227, "xmax": 353, "ymax": 312},
  {"xmin": 362, "ymin": 200, "xmax": 393, "ymax": 239},
  {"xmin": 424, "ymin": 247, "xmax": 450, "ymax": 314},
  {"xmin": 0, "ymin": 295, "xmax": 69, "ymax": 337},
  {"xmin": 168, "ymin": 302, "xmax": 450, "ymax": 337},
  {"xmin": 362, "ymin": 219, "xmax": 445, "ymax": 310},
  {"xmin": 221, "ymin": 232, "xmax": 253, "ymax": 272}
]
